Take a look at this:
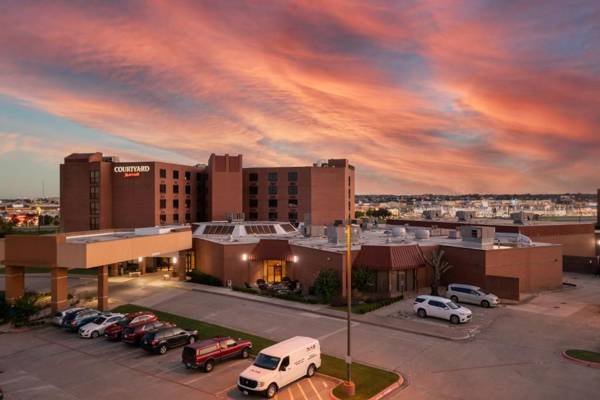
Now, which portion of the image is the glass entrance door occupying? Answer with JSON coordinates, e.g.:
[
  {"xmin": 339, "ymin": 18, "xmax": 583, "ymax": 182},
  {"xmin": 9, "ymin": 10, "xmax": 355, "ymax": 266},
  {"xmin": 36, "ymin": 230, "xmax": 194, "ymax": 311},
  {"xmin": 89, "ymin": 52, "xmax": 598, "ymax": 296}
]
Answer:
[{"xmin": 263, "ymin": 260, "xmax": 286, "ymax": 283}]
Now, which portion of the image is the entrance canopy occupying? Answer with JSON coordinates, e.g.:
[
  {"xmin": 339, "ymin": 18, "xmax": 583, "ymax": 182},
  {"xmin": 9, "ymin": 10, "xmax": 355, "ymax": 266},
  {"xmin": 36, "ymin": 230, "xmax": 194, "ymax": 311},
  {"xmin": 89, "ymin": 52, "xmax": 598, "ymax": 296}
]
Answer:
[
  {"xmin": 250, "ymin": 239, "xmax": 294, "ymax": 261},
  {"xmin": 353, "ymin": 244, "xmax": 426, "ymax": 271},
  {"xmin": 4, "ymin": 226, "xmax": 192, "ymax": 269}
]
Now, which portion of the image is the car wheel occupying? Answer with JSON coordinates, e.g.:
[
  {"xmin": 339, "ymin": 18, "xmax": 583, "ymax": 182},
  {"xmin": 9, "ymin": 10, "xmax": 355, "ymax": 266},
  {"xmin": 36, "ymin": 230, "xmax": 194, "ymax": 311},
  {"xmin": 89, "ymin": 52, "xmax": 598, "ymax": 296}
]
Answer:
[
  {"xmin": 450, "ymin": 295, "xmax": 459, "ymax": 303},
  {"xmin": 91, "ymin": 331, "xmax": 99, "ymax": 339},
  {"xmin": 481, "ymin": 300, "xmax": 490, "ymax": 308},
  {"xmin": 450, "ymin": 315, "xmax": 459, "ymax": 325},
  {"xmin": 306, "ymin": 363, "xmax": 316, "ymax": 378},
  {"xmin": 417, "ymin": 308, "xmax": 427, "ymax": 318},
  {"xmin": 188, "ymin": 336, "xmax": 195, "ymax": 344},
  {"xmin": 159, "ymin": 345, "xmax": 168, "ymax": 355},
  {"xmin": 241, "ymin": 348, "xmax": 249, "ymax": 359},
  {"xmin": 266, "ymin": 383, "xmax": 278, "ymax": 399},
  {"xmin": 204, "ymin": 360, "xmax": 214, "ymax": 373}
]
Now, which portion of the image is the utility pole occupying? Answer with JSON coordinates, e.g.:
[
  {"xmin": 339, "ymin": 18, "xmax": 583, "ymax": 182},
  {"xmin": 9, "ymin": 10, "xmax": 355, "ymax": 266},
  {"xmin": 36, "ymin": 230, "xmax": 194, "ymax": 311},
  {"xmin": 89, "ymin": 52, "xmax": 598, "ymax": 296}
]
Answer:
[{"xmin": 343, "ymin": 220, "xmax": 356, "ymax": 396}]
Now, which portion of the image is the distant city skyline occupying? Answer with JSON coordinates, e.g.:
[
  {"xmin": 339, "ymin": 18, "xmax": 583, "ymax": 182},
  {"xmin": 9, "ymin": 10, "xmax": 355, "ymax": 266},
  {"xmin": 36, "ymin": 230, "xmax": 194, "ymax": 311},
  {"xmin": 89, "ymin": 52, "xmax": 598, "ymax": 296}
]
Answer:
[{"xmin": 1, "ymin": 1, "xmax": 599, "ymax": 197}]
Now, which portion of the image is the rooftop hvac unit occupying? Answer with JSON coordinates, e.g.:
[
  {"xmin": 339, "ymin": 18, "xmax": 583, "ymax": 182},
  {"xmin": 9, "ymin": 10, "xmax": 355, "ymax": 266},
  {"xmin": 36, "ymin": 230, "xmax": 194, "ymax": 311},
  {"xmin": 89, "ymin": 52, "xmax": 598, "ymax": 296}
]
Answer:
[
  {"xmin": 456, "ymin": 210, "xmax": 476, "ymax": 221},
  {"xmin": 414, "ymin": 229, "xmax": 430, "ymax": 240},
  {"xmin": 510, "ymin": 211, "xmax": 539, "ymax": 224}
]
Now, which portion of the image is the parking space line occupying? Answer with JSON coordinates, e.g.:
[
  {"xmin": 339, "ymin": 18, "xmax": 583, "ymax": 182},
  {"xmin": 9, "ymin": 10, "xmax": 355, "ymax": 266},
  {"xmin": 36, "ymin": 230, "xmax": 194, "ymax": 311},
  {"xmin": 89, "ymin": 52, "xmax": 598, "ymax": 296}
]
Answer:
[
  {"xmin": 307, "ymin": 379, "xmax": 323, "ymax": 400},
  {"xmin": 296, "ymin": 380, "xmax": 309, "ymax": 400}
]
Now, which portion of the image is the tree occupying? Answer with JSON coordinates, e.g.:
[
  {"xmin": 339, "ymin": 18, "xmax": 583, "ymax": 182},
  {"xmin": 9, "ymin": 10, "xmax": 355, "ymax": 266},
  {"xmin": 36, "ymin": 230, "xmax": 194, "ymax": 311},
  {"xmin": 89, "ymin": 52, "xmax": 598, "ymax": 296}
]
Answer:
[
  {"xmin": 355, "ymin": 210, "xmax": 365, "ymax": 218},
  {"xmin": 425, "ymin": 248, "xmax": 453, "ymax": 296},
  {"xmin": 352, "ymin": 267, "xmax": 376, "ymax": 292},
  {"xmin": 313, "ymin": 269, "xmax": 341, "ymax": 303}
]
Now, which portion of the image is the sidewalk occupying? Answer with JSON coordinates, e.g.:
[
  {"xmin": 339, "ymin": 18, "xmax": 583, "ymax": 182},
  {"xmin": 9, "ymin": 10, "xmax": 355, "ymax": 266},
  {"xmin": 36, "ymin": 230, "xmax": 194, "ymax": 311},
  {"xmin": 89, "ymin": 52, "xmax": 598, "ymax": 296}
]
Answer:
[{"xmin": 163, "ymin": 281, "xmax": 473, "ymax": 341}]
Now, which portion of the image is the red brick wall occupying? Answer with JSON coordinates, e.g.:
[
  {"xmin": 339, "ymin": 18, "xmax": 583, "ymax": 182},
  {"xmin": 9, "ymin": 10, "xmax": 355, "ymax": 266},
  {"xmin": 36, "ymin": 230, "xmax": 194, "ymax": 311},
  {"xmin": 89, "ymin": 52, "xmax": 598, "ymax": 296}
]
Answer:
[{"xmin": 208, "ymin": 154, "xmax": 243, "ymax": 221}]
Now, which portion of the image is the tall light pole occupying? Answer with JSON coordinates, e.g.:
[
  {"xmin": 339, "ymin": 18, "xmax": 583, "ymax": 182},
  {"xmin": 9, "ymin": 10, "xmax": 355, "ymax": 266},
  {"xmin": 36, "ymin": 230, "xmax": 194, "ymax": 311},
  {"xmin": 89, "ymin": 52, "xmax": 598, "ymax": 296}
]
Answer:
[{"xmin": 344, "ymin": 220, "xmax": 355, "ymax": 396}]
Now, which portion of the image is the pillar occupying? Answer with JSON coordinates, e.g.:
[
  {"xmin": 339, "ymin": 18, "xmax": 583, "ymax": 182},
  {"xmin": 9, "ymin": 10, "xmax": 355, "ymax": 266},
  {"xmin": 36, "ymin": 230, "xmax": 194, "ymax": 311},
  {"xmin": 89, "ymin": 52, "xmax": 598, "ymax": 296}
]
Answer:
[
  {"xmin": 138, "ymin": 257, "xmax": 147, "ymax": 275},
  {"xmin": 109, "ymin": 263, "xmax": 119, "ymax": 277},
  {"xmin": 51, "ymin": 268, "xmax": 69, "ymax": 313},
  {"xmin": 97, "ymin": 265, "xmax": 109, "ymax": 311},
  {"xmin": 177, "ymin": 251, "xmax": 187, "ymax": 281},
  {"xmin": 5, "ymin": 265, "xmax": 25, "ymax": 303}
]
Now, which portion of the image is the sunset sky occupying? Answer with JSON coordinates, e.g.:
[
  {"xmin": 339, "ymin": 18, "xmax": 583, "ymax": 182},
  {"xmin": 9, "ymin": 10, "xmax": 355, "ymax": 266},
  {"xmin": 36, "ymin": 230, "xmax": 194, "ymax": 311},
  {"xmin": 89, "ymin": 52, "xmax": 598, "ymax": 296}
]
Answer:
[{"xmin": 0, "ymin": 0, "xmax": 599, "ymax": 197}]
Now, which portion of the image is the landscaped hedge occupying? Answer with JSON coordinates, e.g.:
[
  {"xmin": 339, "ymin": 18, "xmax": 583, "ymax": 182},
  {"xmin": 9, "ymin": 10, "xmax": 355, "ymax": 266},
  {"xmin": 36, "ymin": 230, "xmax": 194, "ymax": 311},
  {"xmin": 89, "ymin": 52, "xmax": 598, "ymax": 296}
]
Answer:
[
  {"xmin": 187, "ymin": 270, "xmax": 223, "ymax": 286},
  {"xmin": 231, "ymin": 286, "xmax": 321, "ymax": 304}
]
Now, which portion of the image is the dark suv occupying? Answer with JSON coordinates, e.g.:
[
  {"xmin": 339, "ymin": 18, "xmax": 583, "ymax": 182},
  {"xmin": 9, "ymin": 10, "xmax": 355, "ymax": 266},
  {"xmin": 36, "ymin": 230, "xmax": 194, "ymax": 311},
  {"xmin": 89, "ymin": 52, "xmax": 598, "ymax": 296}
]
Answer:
[
  {"xmin": 182, "ymin": 336, "xmax": 252, "ymax": 372},
  {"xmin": 122, "ymin": 321, "xmax": 173, "ymax": 345},
  {"xmin": 141, "ymin": 327, "xmax": 198, "ymax": 355}
]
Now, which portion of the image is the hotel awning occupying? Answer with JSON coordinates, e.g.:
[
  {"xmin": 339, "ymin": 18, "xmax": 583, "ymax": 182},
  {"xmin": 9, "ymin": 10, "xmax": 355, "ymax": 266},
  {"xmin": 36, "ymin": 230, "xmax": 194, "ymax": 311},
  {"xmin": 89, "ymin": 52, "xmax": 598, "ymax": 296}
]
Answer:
[
  {"xmin": 250, "ymin": 239, "xmax": 294, "ymax": 261},
  {"xmin": 353, "ymin": 244, "xmax": 426, "ymax": 271}
]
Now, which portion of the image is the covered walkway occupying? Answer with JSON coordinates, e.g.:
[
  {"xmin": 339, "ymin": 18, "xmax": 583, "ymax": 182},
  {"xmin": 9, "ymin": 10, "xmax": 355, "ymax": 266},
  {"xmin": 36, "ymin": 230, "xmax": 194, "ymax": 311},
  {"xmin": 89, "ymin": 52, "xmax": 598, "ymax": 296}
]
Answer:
[{"xmin": 3, "ymin": 226, "xmax": 192, "ymax": 312}]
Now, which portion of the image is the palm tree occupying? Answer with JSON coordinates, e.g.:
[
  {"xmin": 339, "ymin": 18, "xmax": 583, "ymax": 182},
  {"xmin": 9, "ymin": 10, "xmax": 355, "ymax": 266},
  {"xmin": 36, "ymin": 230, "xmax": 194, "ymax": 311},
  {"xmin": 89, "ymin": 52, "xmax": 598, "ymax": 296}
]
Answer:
[{"xmin": 425, "ymin": 248, "xmax": 453, "ymax": 296}]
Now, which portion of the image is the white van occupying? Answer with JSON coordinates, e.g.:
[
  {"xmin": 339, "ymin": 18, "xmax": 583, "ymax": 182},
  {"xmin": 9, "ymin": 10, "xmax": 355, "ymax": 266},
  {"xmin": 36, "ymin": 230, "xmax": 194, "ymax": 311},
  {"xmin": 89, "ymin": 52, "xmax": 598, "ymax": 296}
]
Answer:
[{"xmin": 238, "ymin": 336, "xmax": 321, "ymax": 398}]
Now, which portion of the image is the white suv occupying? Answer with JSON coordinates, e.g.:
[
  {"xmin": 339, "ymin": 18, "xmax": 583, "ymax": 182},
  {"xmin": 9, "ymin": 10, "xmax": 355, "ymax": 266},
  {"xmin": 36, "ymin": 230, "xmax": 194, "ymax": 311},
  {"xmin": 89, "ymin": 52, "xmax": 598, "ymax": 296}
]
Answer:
[
  {"xmin": 413, "ymin": 295, "xmax": 472, "ymax": 324},
  {"xmin": 447, "ymin": 284, "xmax": 499, "ymax": 308}
]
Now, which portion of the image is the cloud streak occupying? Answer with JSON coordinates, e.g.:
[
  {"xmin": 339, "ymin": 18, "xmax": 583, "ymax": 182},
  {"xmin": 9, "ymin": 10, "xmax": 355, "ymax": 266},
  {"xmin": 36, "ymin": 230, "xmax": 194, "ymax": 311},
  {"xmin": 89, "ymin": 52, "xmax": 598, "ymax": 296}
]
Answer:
[{"xmin": 0, "ymin": 0, "xmax": 598, "ymax": 194}]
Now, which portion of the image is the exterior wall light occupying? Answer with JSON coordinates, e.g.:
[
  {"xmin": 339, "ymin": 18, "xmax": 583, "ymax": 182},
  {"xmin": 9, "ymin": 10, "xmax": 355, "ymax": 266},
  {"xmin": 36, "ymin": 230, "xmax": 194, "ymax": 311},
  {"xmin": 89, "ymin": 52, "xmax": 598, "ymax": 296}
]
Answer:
[
  {"xmin": 242, "ymin": 253, "xmax": 248, "ymax": 261},
  {"xmin": 173, "ymin": 256, "xmax": 178, "ymax": 264},
  {"xmin": 138, "ymin": 257, "xmax": 143, "ymax": 263},
  {"xmin": 292, "ymin": 255, "xmax": 299, "ymax": 263}
]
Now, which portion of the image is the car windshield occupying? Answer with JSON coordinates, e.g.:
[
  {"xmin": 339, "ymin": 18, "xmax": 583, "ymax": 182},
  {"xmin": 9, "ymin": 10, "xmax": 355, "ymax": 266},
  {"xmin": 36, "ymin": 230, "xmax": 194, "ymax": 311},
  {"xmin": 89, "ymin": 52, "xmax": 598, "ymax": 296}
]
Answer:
[
  {"xmin": 253, "ymin": 353, "xmax": 281, "ymax": 370},
  {"xmin": 447, "ymin": 302, "xmax": 460, "ymax": 309},
  {"xmin": 93, "ymin": 317, "xmax": 106, "ymax": 324}
]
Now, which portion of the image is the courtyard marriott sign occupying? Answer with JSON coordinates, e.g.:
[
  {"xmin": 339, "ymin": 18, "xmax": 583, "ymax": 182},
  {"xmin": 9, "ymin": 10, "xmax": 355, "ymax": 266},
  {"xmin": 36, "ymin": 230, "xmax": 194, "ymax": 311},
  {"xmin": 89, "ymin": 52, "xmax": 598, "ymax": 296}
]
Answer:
[{"xmin": 113, "ymin": 165, "xmax": 151, "ymax": 178}]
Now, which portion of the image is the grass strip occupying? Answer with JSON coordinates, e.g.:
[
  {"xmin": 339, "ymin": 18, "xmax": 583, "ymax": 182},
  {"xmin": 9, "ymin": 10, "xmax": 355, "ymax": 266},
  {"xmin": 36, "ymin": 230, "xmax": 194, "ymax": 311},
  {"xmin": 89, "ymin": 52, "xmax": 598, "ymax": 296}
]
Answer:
[
  {"xmin": 565, "ymin": 349, "xmax": 600, "ymax": 363},
  {"xmin": 112, "ymin": 304, "xmax": 398, "ymax": 399}
]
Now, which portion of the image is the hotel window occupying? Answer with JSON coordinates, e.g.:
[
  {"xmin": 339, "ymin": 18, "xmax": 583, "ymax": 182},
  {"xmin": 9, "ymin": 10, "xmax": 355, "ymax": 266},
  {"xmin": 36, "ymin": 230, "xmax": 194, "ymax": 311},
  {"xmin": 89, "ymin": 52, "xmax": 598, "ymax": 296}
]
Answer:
[
  {"xmin": 90, "ymin": 200, "xmax": 100, "ymax": 215},
  {"xmin": 173, "ymin": 213, "xmax": 179, "ymax": 222},
  {"xmin": 249, "ymin": 173, "xmax": 258, "ymax": 182},
  {"xmin": 268, "ymin": 212, "xmax": 278, "ymax": 221},
  {"xmin": 249, "ymin": 186, "xmax": 258, "ymax": 195},
  {"xmin": 90, "ymin": 170, "xmax": 100, "ymax": 185},
  {"xmin": 268, "ymin": 199, "xmax": 278, "ymax": 208},
  {"xmin": 173, "ymin": 199, "xmax": 179, "ymax": 209},
  {"xmin": 249, "ymin": 212, "xmax": 258, "ymax": 220},
  {"xmin": 90, "ymin": 216, "xmax": 99, "ymax": 230},
  {"xmin": 288, "ymin": 199, "xmax": 298, "ymax": 207},
  {"xmin": 160, "ymin": 199, "xmax": 166, "ymax": 209},
  {"xmin": 288, "ymin": 186, "xmax": 297, "ymax": 195},
  {"xmin": 249, "ymin": 199, "xmax": 258, "ymax": 208},
  {"xmin": 160, "ymin": 169, "xmax": 166, "ymax": 179},
  {"xmin": 196, "ymin": 172, "xmax": 202, "ymax": 181},
  {"xmin": 185, "ymin": 213, "xmax": 191, "ymax": 222},
  {"xmin": 185, "ymin": 199, "xmax": 191, "ymax": 209},
  {"xmin": 288, "ymin": 171, "xmax": 298, "ymax": 181},
  {"xmin": 268, "ymin": 185, "xmax": 278, "ymax": 195},
  {"xmin": 185, "ymin": 171, "xmax": 190, "ymax": 181},
  {"xmin": 185, "ymin": 185, "xmax": 191, "ymax": 194},
  {"xmin": 173, "ymin": 170, "xmax": 179, "ymax": 179},
  {"xmin": 268, "ymin": 172, "xmax": 278, "ymax": 182},
  {"xmin": 173, "ymin": 184, "xmax": 179, "ymax": 194},
  {"xmin": 288, "ymin": 212, "xmax": 298, "ymax": 221},
  {"xmin": 160, "ymin": 184, "xmax": 166, "ymax": 194},
  {"xmin": 160, "ymin": 214, "xmax": 166, "ymax": 224}
]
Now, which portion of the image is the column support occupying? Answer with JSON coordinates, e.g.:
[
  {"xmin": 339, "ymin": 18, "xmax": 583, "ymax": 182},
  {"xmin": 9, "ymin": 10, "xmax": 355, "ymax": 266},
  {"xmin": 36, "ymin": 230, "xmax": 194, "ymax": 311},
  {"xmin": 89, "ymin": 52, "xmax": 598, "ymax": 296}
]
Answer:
[
  {"xmin": 177, "ymin": 250, "xmax": 187, "ymax": 281},
  {"xmin": 5, "ymin": 265, "xmax": 25, "ymax": 303},
  {"xmin": 51, "ymin": 268, "xmax": 69, "ymax": 313},
  {"xmin": 97, "ymin": 265, "xmax": 109, "ymax": 311}
]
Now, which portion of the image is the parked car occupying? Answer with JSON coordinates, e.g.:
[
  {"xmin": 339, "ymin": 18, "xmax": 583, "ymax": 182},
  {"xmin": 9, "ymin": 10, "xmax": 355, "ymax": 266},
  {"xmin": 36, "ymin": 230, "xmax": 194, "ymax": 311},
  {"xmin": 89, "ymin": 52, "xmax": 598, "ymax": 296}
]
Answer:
[
  {"xmin": 238, "ymin": 336, "xmax": 321, "ymax": 398},
  {"xmin": 122, "ymin": 320, "xmax": 173, "ymax": 345},
  {"xmin": 79, "ymin": 313, "xmax": 124, "ymax": 338},
  {"xmin": 413, "ymin": 295, "xmax": 472, "ymax": 324},
  {"xmin": 104, "ymin": 311, "xmax": 157, "ymax": 340},
  {"xmin": 52, "ymin": 307, "xmax": 85, "ymax": 327},
  {"xmin": 65, "ymin": 310, "xmax": 103, "ymax": 332},
  {"xmin": 61, "ymin": 308, "xmax": 95, "ymax": 328},
  {"xmin": 182, "ymin": 336, "xmax": 252, "ymax": 372},
  {"xmin": 141, "ymin": 326, "xmax": 198, "ymax": 354},
  {"xmin": 447, "ymin": 283, "xmax": 499, "ymax": 308}
]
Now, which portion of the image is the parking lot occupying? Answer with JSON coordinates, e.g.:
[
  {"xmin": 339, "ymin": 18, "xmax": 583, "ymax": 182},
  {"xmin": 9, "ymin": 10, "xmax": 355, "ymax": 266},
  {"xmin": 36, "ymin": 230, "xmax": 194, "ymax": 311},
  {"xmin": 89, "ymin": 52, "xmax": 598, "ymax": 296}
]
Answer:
[{"xmin": 0, "ymin": 326, "xmax": 337, "ymax": 400}]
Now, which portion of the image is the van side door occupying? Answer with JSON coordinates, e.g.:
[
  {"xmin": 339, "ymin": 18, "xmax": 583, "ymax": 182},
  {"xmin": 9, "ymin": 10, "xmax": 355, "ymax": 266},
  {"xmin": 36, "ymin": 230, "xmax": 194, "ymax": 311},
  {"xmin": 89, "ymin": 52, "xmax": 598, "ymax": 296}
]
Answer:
[{"xmin": 278, "ymin": 356, "xmax": 294, "ymax": 387}]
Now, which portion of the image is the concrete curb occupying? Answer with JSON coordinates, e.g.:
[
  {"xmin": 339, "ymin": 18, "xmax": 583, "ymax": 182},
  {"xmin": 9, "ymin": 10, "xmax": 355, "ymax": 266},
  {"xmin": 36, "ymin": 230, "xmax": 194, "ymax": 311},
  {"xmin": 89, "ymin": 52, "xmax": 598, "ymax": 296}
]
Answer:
[
  {"xmin": 328, "ymin": 371, "xmax": 407, "ymax": 400},
  {"xmin": 187, "ymin": 286, "xmax": 471, "ymax": 342},
  {"xmin": 561, "ymin": 351, "xmax": 600, "ymax": 369}
]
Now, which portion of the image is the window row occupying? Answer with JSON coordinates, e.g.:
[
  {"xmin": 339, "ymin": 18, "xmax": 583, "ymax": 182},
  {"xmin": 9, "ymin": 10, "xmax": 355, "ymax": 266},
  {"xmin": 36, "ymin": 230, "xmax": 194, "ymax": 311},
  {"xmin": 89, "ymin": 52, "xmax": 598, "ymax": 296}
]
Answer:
[
  {"xmin": 160, "ymin": 199, "xmax": 192, "ymax": 209},
  {"xmin": 248, "ymin": 186, "xmax": 298, "ymax": 195},
  {"xmin": 159, "ymin": 169, "xmax": 192, "ymax": 180},
  {"xmin": 159, "ymin": 184, "xmax": 191, "ymax": 194},
  {"xmin": 248, "ymin": 199, "xmax": 298, "ymax": 208},
  {"xmin": 247, "ymin": 212, "xmax": 298, "ymax": 221},
  {"xmin": 159, "ymin": 213, "xmax": 191, "ymax": 223},
  {"xmin": 248, "ymin": 171, "xmax": 298, "ymax": 182}
]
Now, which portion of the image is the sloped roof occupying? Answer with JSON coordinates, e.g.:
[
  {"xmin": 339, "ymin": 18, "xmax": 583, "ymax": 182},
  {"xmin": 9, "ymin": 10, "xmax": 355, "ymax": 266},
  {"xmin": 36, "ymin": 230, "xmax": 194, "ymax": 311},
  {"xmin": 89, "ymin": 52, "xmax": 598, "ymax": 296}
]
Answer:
[
  {"xmin": 353, "ymin": 244, "xmax": 426, "ymax": 271},
  {"xmin": 250, "ymin": 239, "xmax": 294, "ymax": 261}
]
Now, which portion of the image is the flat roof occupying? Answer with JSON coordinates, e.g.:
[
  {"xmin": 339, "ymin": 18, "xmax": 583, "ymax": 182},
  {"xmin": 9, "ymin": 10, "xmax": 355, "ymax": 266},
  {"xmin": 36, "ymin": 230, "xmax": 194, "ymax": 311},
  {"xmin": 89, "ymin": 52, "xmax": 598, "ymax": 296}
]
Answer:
[
  {"xmin": 66, "ymin": 225, "xmax": 190, "ymax": 244},
  {"xmin": 391, "ymin": 217, "xmax": 595, "ymax": 227}
]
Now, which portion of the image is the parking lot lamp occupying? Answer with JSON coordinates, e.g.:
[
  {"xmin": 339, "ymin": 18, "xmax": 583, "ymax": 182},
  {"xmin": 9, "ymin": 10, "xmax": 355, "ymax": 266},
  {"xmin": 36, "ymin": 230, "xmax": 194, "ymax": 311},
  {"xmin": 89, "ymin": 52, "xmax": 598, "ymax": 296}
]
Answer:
[{"xmin": 344, "ymin": 221, "xmax": 355, "ymax": 396}]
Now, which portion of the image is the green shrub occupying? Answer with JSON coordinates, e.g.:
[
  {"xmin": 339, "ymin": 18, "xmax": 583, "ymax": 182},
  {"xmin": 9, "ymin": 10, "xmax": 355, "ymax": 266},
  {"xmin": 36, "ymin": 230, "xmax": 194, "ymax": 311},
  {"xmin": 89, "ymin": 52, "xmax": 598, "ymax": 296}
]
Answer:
[
  {"xmin": 9, "ymin": 292, "xmax": 43, "ymax": 327},
  {"xmin": 0, "ymin": 291, "xmax": 9, "ymax": 323},
  {"xmin": 187, "ymin": 270, "xmax": 223, "ymax": 286},
  {"xmin": 232, "ymin": 286, "xmax": 260, "ymax": 295},
  {"xmin": 313, "ymin": 269, "xmax": 341, "ymax": 303},
  {"xmin": 352, "ymin": 267, "xmax": 376, "ymax": 292}
]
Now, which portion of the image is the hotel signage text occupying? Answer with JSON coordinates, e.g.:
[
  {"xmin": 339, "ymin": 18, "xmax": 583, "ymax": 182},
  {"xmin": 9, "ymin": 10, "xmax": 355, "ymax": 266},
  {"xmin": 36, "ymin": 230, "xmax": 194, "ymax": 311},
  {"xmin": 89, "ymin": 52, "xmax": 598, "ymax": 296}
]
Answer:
[{"xmin": 113, "ymin": 165, "xmax": 151, "ymax": 178}]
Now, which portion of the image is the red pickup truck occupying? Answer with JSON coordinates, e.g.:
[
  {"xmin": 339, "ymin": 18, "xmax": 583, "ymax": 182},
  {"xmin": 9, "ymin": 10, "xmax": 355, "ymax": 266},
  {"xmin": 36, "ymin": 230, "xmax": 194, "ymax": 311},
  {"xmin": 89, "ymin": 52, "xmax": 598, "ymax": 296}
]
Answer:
[{"xmin": 182, "ymin": 336, "xmax": 252, "ymax": 372}]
